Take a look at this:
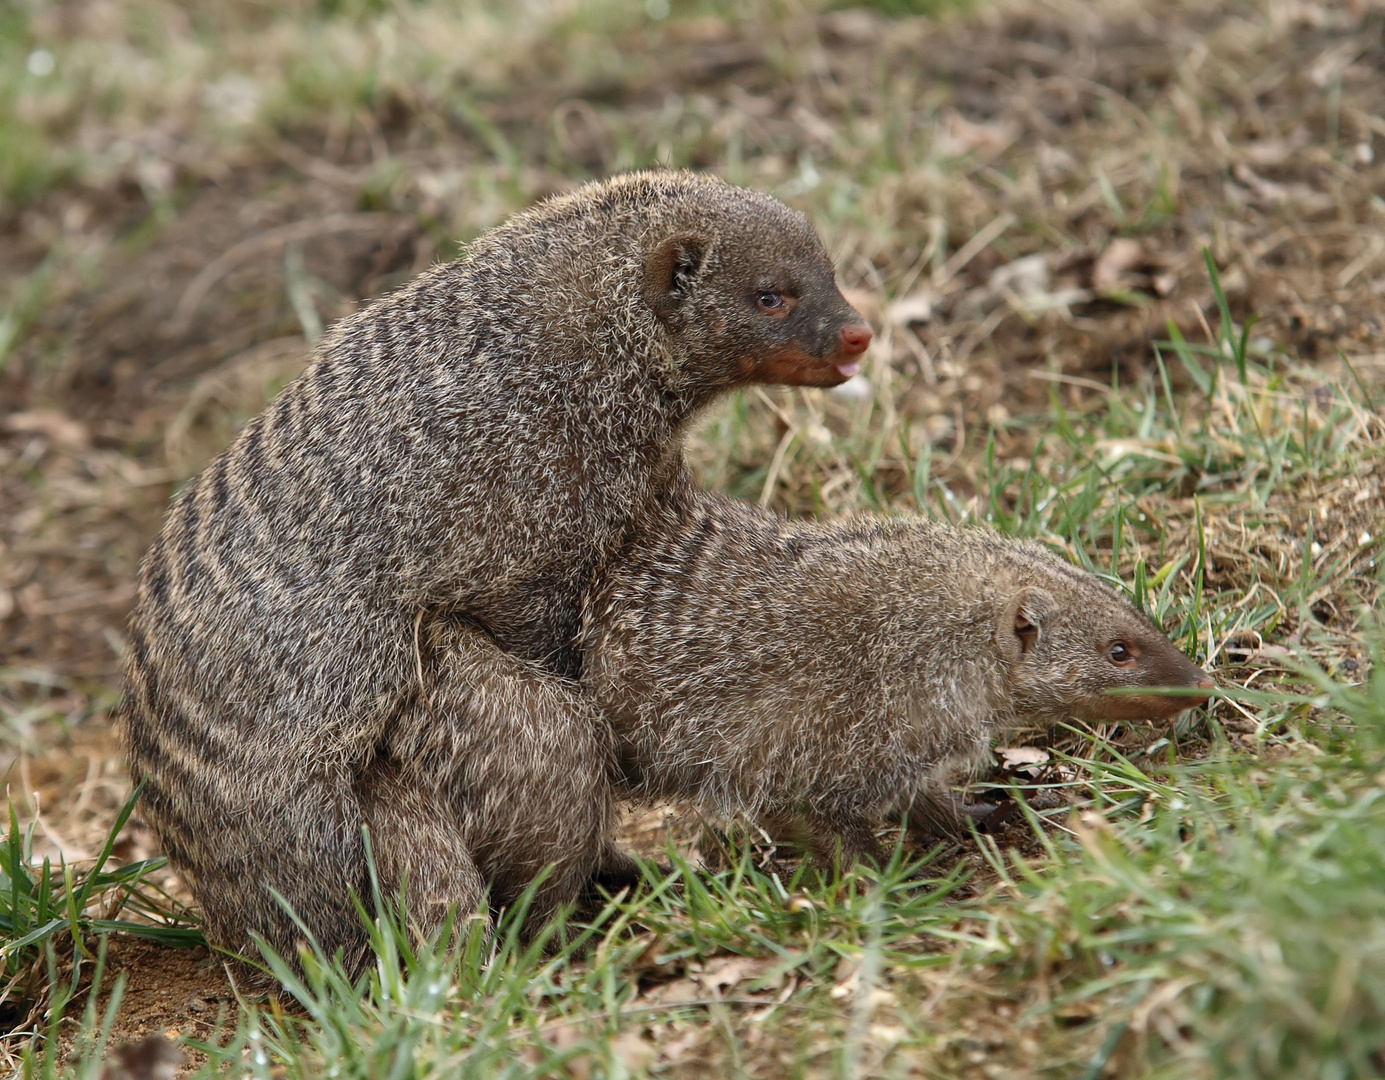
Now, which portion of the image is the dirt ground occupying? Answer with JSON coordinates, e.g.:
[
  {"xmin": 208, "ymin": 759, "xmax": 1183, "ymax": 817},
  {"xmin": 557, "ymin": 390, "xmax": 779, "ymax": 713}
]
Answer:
[{"xmin": 2, "ymin": 0, "xmax": 1384, "ymax": 1061}]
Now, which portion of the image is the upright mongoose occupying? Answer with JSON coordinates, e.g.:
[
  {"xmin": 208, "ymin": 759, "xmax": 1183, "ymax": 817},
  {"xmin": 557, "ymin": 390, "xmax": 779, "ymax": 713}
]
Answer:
[
  {"xmin": 581, "ymin": 493, "xmax": 1214, "ymax": 865},
  {"xmin": 117, "ymin": 171, "xmax": 872, "ymax": 973}
]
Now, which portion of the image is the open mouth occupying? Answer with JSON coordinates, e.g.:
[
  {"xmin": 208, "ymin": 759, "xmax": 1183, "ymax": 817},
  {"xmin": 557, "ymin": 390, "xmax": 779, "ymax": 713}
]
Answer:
[{"xmin": 835, "ymin": 361, "xmax": 862, "ymax": 378}]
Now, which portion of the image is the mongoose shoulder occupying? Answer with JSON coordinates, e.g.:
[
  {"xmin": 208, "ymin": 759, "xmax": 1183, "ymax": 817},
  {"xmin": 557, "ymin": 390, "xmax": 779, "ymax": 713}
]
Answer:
[
  {"xmin": 117, "ymin": 171, "xmax": 871, "ymax": 972},
  {"xmin": 581, "ymin": 493, "xmax": 1213, "ymax": 863}
]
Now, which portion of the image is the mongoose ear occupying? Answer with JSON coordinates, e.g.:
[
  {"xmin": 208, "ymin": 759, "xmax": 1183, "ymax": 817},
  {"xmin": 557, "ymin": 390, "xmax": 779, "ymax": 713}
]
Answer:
[
  {"xmin": 643, "ymin": 235, "xmax": 706, "ymax": 322},
  {"xmin": 999, "ymin": 586, "xmax": 1056, "ymax": 661}
]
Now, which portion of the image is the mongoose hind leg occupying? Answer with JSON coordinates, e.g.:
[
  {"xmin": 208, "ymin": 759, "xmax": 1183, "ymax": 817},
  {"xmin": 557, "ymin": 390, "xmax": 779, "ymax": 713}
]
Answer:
[
  {"xmin": 387, "ymin": 616, "xmax": 615, "ymax": 931},
  {"xmin": 759, "ymin": 811, "xmax": 886, "ymax": 872},
  {"xmin": 571, "ymin": 842, "xmax": 657, "ymax": 921},
  {"xmin": 173, "ymin": 778, "xmax": 376, "ymax": 987},
  {"xmin": 902, "ymin": 789, "xmax": 970, "ymax": 844},
  {"xmin": 355, "ymin": 762, "xmax": 489, "ymax": 944},
  {"xmin": 589, "ymin": 842, "xmax": 647, "ymax": 894},
  {"xmin": 806, "ymin": 811, "xmax": 886, "ymax": 871}
]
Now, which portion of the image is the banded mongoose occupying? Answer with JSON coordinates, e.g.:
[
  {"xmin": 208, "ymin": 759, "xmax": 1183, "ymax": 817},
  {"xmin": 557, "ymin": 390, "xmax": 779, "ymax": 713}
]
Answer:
[
  {"xmin": 116, "ymin": 171, "xmax": 873, "ymax": 974},
  {"xmin": 581, "ymin": 493, "xmax": 1214, "ymax": 865}
]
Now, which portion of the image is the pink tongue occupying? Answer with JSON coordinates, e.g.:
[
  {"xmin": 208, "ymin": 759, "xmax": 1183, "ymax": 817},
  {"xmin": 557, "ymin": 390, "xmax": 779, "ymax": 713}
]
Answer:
[{"xmin": 836, "ymin": 361, "xmax": 861, "ymax": 378}]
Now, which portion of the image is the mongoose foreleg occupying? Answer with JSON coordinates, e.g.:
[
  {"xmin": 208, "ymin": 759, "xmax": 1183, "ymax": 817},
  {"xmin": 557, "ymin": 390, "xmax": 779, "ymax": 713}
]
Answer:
[
  {"xmin": 354, "ymin": 762, "xmax": 489, "ymax": 941},
  {"xmin": 900, "ymin": 785, "xmax": 1021, "ymax": 845}
]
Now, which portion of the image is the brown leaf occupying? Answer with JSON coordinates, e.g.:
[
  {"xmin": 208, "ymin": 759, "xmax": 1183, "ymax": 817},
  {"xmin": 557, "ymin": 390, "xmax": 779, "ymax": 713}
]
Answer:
[
  {"xmin": 935, "ymin": 111, "xmax": 1017, "ymax": 158},
  {"xmin": 840, "ymin": 287, "xmax": 881, "ymax": 326},
  {"xmin": 1241, "ymin": 130, "xmax": 1308, "ymax": 167},
  {"xmin": 699, "ymin": 954, "xmax": 783, "ymax": 995},
  {"xmin": 545, "ymin": 1024, "xmax": 591, "ymax": 1080},
  {"xmin": 1092, "ymin": 238, "xmax": 1145, "ymax": 293},
  {"xmin": 658, "ymin": 1027, "xmax": 704, "ymax": 1065},
  {"xmin": 647, "ymin": 977, "xmax": 701, "ymax": 1005},
  {"xmin": 997, "ymin": 746, "xmax": 1050, "ymax": 768},
  {"xmin": 611, "ymin": 1031, "xmax": 657, "ymax": 1070},
  {"xmin": 886, "ymin": 290, "xmax": 938, "ymax": 326}
]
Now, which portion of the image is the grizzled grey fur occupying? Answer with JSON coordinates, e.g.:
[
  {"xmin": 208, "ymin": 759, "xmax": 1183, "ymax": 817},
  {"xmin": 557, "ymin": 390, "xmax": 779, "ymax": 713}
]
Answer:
[
  {"xmin": 582, "ymin": 493, "xmax": 1213, "ymax": 866},
  {"xmin": 117, "ymin": 171, "xmax": 871, "ymax": 976}
]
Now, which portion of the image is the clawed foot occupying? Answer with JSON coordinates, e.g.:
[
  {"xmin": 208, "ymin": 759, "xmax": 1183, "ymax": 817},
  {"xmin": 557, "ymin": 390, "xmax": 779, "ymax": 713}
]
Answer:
[
  {"xmin": 957, "ymin": 797, "xmax": 1017, "ymax": 834},
  {"xmin": 581, "ymin": 844, "xmax": 671, "ymax": 909},
  {"xmin": 906, "ymin": 792, "xmax": 1018, "ymax": 844}
]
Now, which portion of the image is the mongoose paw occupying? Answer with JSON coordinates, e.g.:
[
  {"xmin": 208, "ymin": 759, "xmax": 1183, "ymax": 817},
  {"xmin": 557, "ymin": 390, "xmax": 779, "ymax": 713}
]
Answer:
[
  {"xmin": 587, "ymin": 844, "xmax": 655, "ymax": 895},
  {"xmin": 957, "ymin": 798, "xmax": 1017, "ymax": 834}
]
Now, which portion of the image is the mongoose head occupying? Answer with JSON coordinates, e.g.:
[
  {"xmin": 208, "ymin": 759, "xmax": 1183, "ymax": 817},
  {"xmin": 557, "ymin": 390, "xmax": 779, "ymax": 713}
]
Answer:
[
  {"xmin": 639, "ymin": 176, "xmax": 873, "ymax": 390},
  {"xmin": 994, "ymin": 557, "xmax": 1215, "ymax": 724}
]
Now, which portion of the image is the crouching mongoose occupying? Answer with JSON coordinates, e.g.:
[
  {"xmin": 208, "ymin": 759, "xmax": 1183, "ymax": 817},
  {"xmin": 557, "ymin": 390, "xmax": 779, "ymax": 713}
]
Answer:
[
  {"xmin": 581, "ymin": 493, "xmax": 1215, "ymax": 865},
  {"xmin": 116, "ymin": 171, "xmax": 873, "ymax": 974}
]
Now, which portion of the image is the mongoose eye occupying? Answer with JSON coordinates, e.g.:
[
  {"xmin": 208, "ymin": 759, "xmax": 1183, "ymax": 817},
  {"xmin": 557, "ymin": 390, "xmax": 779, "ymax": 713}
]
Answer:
[
  {"xmin": 1108, "ymin": 641, "xmax": 1135, "ymax": 665},
  {"xmin": 757, "ymin": 291, "xmax": 785, "ymax": 312}
]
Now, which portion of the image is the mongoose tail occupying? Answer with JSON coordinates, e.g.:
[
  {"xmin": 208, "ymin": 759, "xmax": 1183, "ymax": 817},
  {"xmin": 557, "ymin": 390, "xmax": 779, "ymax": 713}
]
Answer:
[{"xmin": 582, "ymin": 496, "xmax": 1216, "ymax": 868}]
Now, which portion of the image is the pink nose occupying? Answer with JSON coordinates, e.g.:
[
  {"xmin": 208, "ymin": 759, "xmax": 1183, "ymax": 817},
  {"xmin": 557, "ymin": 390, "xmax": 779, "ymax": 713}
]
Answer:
[{"xmin": 840, "ymin": 324, "xmax": 872, "ymax": 355}]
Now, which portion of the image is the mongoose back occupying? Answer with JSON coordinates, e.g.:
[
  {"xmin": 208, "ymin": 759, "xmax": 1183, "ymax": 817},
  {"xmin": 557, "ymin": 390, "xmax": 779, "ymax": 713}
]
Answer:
[
  {"xmin": 117, "ymin": 172, "xmax": 872, "ymax": 974},
  {"xmin": 581, "ymin": 494, "xmax": 1214, "ymax": 863}
]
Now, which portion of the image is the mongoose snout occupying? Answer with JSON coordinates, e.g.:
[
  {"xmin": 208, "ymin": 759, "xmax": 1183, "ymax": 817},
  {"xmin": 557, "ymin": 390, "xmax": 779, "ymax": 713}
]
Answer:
[
  {"xmin": 1092, "ymin": 632, "xmax": 1215, "ymax": 720},
  {"xmin": 835, "ymin": 323, "xmax": 874, "ymax": 378},
  {"xmin": 582, "ymin": 494, "xmax": 1216, "ymax": 865}
]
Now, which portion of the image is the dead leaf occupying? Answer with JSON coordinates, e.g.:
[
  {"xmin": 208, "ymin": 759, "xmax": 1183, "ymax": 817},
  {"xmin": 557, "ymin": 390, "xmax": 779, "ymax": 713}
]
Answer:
[
  {"xmin": 830, "ymin": 957, "xmax": 859, "ymax": 999},
  {"xmin": 1151, "ymin": 271, "xmax": 1179, "ymax": 296},
  {"xmin": 658, "ymin": 1027, "xmax": 704, "ymax": 1064},
  {"xmin": 647, "ymin": 977, "xmax": 700, "ymax": 1005},
  {"xmin": 1092, "ymin": 238, "xmax": 1145, "ymax": 293},
  {"xmin": 545, "ymin": 1024, "xmax": 591, "ymax": 1080},
  {"xmin": 840, "ymin": 287, "xmax": 881, "ymax": 325},
  {"xmin": 820, "ymin": 8, "xmax": 886, "ymax": 45},
  {"xmin": 611, "ymin": 1031, "xmax": 657, "ymax": 1070},
  {"xmin": 997, "ymin": 746, "xmax": 1050, "ymax": 767},
  {"xmin": 960, "ymin": 253, "xmax": 1078, "ymax": 318},
  {"xmin": 1241, "ymin": 130, "xmax": 1308, "ymax": 167},
  {"xmin": 989, "ymin": 253, "xmax": 1050, "ymax": 298},
  {"xmin": 1232, "ymin": 163, "xmax": 1333, "ymax": 213},
  {"xmin": 698, "ymin": 954, "xmax": 780, "ymax": 994},
  {"xmin": 935, "ymin": 111, "xmax": 1017, "ymax": 158}
]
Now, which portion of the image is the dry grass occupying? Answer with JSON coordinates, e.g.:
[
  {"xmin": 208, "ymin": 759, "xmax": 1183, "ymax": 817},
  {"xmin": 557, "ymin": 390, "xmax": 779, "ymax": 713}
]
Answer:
[{"xmin": 1, "ymin": 0, "xmax": 1384, "ymax": 1075}]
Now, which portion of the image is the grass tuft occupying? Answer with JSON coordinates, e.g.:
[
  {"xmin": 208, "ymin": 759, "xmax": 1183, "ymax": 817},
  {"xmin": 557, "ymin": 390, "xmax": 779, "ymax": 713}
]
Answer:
[{"xmin": 0, "ymin": 787, "xmax": 200, "ymax": 1027}]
